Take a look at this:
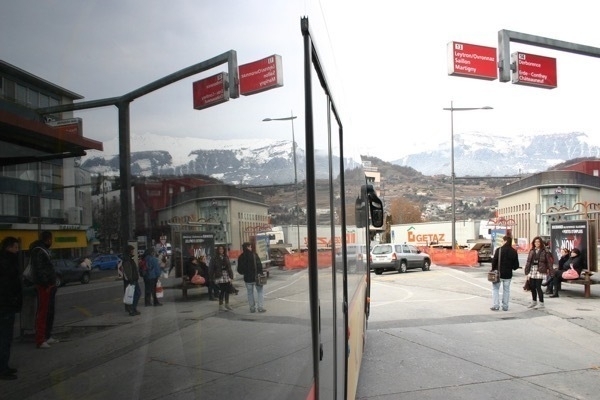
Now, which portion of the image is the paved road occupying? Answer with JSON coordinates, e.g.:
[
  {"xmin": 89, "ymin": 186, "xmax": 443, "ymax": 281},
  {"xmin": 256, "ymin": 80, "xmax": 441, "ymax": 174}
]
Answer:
[{"xmin": 357, "ymin": 262, "xmax": 600, "ymax": 400}]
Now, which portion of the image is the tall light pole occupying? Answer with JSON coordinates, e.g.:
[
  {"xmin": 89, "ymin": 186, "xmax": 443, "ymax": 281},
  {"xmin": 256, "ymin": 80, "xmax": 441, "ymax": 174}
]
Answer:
[
  {"xmin": 442, "ymin": 101, "xmax": 493, "ymax": 249},
  {"xmin": 263, "ymin": 111, "xmax": 301, "ymax": 252}
]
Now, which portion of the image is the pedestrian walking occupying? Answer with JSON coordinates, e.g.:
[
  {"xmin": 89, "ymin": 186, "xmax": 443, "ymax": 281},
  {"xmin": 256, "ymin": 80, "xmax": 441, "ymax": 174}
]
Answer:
[
  {"xmin": 524, "ymin": 236, "xmax": 553, "ymax": 309},
  {"xmin": 122, "ymin": 245, "xmax": 141, "ymax": 316},
  {"xmin": 0, "ymin": 236, "xmax": 21, "ymax": 380},
  {"xmin": 29, "ymin": 231, "xmax": 59, "ymax": 349},
  {"xmin": 490, "ymin": 235, "xmax": 520, "ymax": 311},
  {"xmin": 237, "ymin": 242, "xmax": 266, "ymax": 313},
  {"xmin": 144, "ymin": 250, "xmax": 162, "ymax": 306}
]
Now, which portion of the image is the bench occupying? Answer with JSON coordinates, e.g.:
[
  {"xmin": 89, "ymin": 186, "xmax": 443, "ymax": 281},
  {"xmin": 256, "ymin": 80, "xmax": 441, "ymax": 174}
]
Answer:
[
  {"xmin": 562, "ymin": 271, "xmax": 598, "ymax": 298},
  {"xmin": 181, "ymin": 276, "xmax": 208, "ymax": 300}
]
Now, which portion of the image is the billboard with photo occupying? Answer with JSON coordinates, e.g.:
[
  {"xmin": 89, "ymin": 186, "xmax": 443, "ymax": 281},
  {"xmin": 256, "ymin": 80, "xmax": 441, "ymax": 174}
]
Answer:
[
  {"xmin": 180, "ymin": 231, "xmax": 215, "ymax": 276},
  {"xmin": 549, "ymin": 220, "xmax": 596, "ymax": 271}
]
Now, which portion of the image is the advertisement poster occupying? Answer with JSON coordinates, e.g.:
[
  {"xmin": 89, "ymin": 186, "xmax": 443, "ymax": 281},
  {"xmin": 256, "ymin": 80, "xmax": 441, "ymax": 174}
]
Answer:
[
  {"xmin": 180, "ymin": 231, "xmax": 215, "ymax": 271},
  {"xmin": 550, "ymin": 220, "xmax": 588, "ymax": 268}
]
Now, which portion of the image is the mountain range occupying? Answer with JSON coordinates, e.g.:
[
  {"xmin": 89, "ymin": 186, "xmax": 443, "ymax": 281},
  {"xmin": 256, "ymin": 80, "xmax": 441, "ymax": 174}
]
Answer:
[{"xmin": 80, "ymin": 132, "xmax": 600, "ymax": 184}]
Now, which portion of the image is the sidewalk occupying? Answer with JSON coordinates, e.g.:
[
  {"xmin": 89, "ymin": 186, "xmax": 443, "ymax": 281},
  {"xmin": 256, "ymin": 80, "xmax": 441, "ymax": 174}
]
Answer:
[
  {"xmin": 1, "ymin": 273, "xmax": 248, "ymax": 400},
  {"xmin": 357, "ymin": 265, "xmax": 600, "ymax": 400}
]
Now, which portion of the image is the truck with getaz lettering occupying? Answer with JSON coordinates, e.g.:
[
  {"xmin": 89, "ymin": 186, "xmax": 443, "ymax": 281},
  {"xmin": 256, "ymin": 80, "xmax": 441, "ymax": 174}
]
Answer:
[{"xmin": 390, "ymin": 221, "xmax": 485, "ymax": 248}]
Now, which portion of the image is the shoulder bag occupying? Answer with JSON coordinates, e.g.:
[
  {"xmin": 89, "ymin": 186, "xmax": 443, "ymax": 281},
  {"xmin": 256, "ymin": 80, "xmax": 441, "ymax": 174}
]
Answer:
[
  {"xmin": 254, "ymin": 254, "xmax": 267, "ymax": 286},
  {"xmin": 488, "ymin": 248, "xmax": 500, "ymax": 283}
]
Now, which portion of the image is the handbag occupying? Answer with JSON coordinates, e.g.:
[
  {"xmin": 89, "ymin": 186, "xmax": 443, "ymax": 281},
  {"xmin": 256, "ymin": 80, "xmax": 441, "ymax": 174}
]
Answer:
[
  {"xmin": 23, "ymin": 262, "xmax": 34, "ymax": 283},
  {"xmin": 156, "ymin": 279, "xmax": 164, "ymax": 298},
  {"xmin": 191, "ymin": 272, "xmax": 205, "ymax": 285},
  {"xmin": 123, "ymin": 284, "xmax": 135, "ymax": 305},
  {"xmin": 487, "ymin": 270, "xmax": 499, "ymax": 283},
  {"xmin": 256, "ymin": 273, "xmax": 267, "ymax": 286},
  {"xmin": 562, "ymin": 266, "xmax": 579, "ymax": 280},
  {"xmin": 523, "ymin": 278, "xmax": 531, "ymax": 291},
  {"xmin": 488, "ymin": 248, "xmax": 501, "ymax": 283}
]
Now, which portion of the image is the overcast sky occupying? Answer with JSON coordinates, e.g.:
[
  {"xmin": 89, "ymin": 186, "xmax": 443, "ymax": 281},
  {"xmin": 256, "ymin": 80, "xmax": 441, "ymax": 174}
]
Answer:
[{"xmin": 2, "ymin": 0, "xmax": 600, "ymax": 162}]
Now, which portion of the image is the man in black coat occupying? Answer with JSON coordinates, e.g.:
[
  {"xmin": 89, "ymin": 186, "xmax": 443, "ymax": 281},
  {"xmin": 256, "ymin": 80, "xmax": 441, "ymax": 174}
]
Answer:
[
  {"xmin": 237, "ymin": 242, "xmax": 266, "ymax": 313},
  {"xmin": 0, "ymin": 237, "xmax": 21, "ymax": 379},
  {"xmin": 490, "ymin": 235, "xmax": 520, "ymax": 311}
]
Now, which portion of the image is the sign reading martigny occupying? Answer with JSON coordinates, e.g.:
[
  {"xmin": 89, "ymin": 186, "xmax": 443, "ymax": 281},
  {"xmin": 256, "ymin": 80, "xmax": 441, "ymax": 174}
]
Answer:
[{"xmin": 447, "ymin": 41, "xmax": 497, "ymax": 80}]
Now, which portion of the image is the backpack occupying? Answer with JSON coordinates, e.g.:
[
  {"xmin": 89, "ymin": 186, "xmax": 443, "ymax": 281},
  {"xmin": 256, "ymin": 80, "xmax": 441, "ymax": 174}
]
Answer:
[{"xmin": 139, "ymin": 258, "xmax": 148, "ymax": 277}]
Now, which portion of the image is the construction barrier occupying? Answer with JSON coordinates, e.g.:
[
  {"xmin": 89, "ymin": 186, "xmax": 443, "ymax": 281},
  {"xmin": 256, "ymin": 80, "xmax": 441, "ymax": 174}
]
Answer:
[
  {"xmin": 424, "ymin": 248, "xmax": 479, "ymax": 267},
  {"xmin": 283, "ymin": 252, "xmax": 333, "ymax": 270}
]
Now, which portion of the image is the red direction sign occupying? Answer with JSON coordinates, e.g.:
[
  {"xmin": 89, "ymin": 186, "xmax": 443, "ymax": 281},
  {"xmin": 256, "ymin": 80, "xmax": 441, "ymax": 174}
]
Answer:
[
  {"xmin": 239, "ymin": 54, "xmax": 283, "ymax": 96},
  {"xmin": 511, "ymin": 52, "xmax": 557, "ymax": 89},
  {"xmin": 447, "ymin": 42, "xmax": 497, "ymax": 81},
  {"xmin": 46, "ymin": 117, "xmax": 83, "ymax": 136},
  {"xmin": 192, "ymin": 72, "xmax": 229, "ymax": 110}
]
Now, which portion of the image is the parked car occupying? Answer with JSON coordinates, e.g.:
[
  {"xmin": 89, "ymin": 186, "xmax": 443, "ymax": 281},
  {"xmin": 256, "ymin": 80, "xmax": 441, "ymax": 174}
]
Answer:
[
  {"xmin": 51, "ymin": 259, "xmax": 91, "ymax": 287},
  {"xmin": 471, "ymin": 242, "xmax": 492, "ymax": 263},
  {"xmin": 370, "ymin": 243, "xmax": 431, "ymax": 274},
  {"xmin": 91, "ymin": 254, "xmax": 122, "ymax": 270}
]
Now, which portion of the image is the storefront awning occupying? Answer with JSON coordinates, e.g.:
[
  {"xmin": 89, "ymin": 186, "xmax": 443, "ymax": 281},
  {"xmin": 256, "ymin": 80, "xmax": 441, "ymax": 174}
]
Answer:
[{"xmin": 0, "ymin": 229, "xmax": 88, "ymax": 250}]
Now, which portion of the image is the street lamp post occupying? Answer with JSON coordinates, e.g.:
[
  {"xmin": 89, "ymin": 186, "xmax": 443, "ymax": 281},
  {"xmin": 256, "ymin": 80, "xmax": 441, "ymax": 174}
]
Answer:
[
  {"xmin": 263, "ymin": 111, "xmax": 301, "ymax": 252},
  {"xmin": 442, "ymin": 101, "xmax": 493, "ymax": 249}
]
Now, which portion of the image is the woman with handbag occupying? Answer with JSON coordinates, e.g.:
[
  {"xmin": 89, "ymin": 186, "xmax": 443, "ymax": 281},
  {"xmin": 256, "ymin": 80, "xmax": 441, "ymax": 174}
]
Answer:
[
  {"xmin": 524, "ymin": 236, "xmax": 552, "ymax": 309},
  {"xmin": 210, "ymin": 245, "xmax": 234, "ymax": 311},
  {"xmin": 490, "ymin": 235, "xmax": 520, "ymax": 311}
]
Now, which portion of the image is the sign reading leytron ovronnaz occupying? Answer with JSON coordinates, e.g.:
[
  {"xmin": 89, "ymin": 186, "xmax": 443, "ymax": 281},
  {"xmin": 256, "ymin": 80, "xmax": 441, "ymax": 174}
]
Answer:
[
  {"xmin": 192, "ymin": 72, "xmax": 229, "ymax": 110},
  {"xmin": 447, "ymin": 41, "xmax": 497, "ymax": 80},
  {"xmin": 239, "ymin": 54, "xmax": 283, "ymax": 96},
  {"xmin": 511, "ymin": 52, "xmax": 557, "ymax": 89}
]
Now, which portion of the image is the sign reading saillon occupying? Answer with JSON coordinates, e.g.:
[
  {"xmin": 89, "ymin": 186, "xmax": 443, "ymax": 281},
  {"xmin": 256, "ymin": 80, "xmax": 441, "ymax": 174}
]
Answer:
[{"xmin": 193, "ymin": 54, "xmax": 283, "ymax": 110}]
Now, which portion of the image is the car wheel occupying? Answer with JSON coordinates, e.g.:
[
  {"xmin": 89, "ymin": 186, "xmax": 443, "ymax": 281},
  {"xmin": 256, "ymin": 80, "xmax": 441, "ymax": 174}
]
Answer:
[
  {"xmin": 55, "ymin": 276, "xmax": 63, "ymax": 287},
  {"xmin": 374, "ymin": 269, "xmax": 383, "ymax": 275},
  {"xmin": 422, "ymin": 260, "xmax": 431, "ymax": 271},
  {"xmin": 398, "ymin": 261, "xmax": 407, "ymax": 273},
  {"xmin": 81, "ymin": 272, "xmax": 90, "ymax": 284}
]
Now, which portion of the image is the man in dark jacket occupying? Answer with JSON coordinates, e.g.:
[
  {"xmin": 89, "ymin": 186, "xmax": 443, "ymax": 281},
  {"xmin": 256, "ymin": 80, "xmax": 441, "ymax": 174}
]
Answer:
[
  {"xmin": 237, "ymin": 242, "xmax": 266, "ymax": 313},
  {"xmin": 122, "ymin": 245, "xmax": 141, "ymax": 316},
  {"xmin": 29, "ymin": 231, "xmax": 58, "ymax": 349},
  {"xmin": 490, "ymin": 235, "xmax": 520, "ymax": 311},
  {"xmin": 0, "ymin": 237, "xmax": 21, "ymax": 379}
]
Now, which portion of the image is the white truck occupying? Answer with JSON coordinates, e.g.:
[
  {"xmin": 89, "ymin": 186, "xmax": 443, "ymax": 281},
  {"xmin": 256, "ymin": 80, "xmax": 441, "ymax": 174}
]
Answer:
[{"xmin": 390, "ymin": 220, "xmax": 486, "ymax": 248}]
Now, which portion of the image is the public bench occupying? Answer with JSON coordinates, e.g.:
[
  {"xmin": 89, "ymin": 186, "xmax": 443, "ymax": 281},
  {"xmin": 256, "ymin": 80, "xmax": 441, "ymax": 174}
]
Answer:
[
  {"xmin": 181, "ymin": 276, "xmax": 208, "ymax": 300},
  {"xmin": 562, "ymin": 270, "xmax": 598, "ymax": 298}
]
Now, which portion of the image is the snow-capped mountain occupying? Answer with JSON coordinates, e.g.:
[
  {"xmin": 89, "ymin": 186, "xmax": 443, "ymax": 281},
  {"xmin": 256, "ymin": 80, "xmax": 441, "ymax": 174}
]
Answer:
[
  {"xmin": 81, "ymin": 133, "xmax": 313, "ymax": 185},
  {"xmin": 391, "ymin": 132, "xmax": 600, "ymax": 176},
  {"xmin": 80, "ymin": 132, "xmax": 600, "ymax": 184}
]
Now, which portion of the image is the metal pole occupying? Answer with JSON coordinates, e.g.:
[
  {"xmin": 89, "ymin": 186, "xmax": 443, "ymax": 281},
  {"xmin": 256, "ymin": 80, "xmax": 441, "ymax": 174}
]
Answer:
[
  {"xmin": 443, "ymin": 102, "xmax": 493, "ymax": 249},
  {"xmin": 291, "ymin": 110, "xmax": 301, "ymax": 252},
  {"xmin": 450, "ymin": 101, "xmax": 456, "ymax": 250}
]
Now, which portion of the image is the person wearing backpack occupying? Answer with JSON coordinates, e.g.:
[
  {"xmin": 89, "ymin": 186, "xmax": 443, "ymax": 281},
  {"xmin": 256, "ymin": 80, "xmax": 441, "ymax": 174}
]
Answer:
[{"xmin": 144, "ymin": 250, "xmax": 162, "ymax": 306}]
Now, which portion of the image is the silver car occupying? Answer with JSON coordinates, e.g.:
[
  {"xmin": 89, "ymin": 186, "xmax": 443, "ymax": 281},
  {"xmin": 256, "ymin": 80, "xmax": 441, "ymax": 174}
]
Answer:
[{"xmin": 371, "ymin": 243, "xmax": 431, "ymax": 275}]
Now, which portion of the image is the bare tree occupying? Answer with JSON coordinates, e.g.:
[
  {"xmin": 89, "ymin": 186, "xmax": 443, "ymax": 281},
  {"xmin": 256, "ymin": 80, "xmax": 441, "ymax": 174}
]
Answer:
[
  {"xmin": 92, "ymin": 195, "xmax": 121, "ymax": 252},
  {"xmin": 389, "ymin": 197, "xmax": 423, "ymax": 224}
]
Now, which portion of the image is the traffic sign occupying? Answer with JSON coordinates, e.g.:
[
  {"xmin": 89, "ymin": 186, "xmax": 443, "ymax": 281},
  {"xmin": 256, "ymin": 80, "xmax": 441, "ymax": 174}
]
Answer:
[
  {"xmin": 447, "ymin": 42, "xmax": 497, "ymax": 80},
  {"xmin": 239, "ymin": 55, "xmax": 283, "ymax": 96},
  {"xmin": 192, "ymin": 72, "xmax": 229, "ymax": 110},
  {"xmin": 511, "ymin": 52, "xmax": 557, "ymax": 89}
]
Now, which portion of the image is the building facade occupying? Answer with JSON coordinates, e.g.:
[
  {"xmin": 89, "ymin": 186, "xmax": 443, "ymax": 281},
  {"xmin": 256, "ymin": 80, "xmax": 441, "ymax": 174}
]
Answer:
[
  {"xmin": 0, "ymin": 60, "xmax": 102, "ymax": 256},
  {"xmin": 155, "ymin": 184, "xmax": 269, "ymax": 252},
  {"xmin": 497, "ymin": 164, "xmax": 600, "ymax": 244}
]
